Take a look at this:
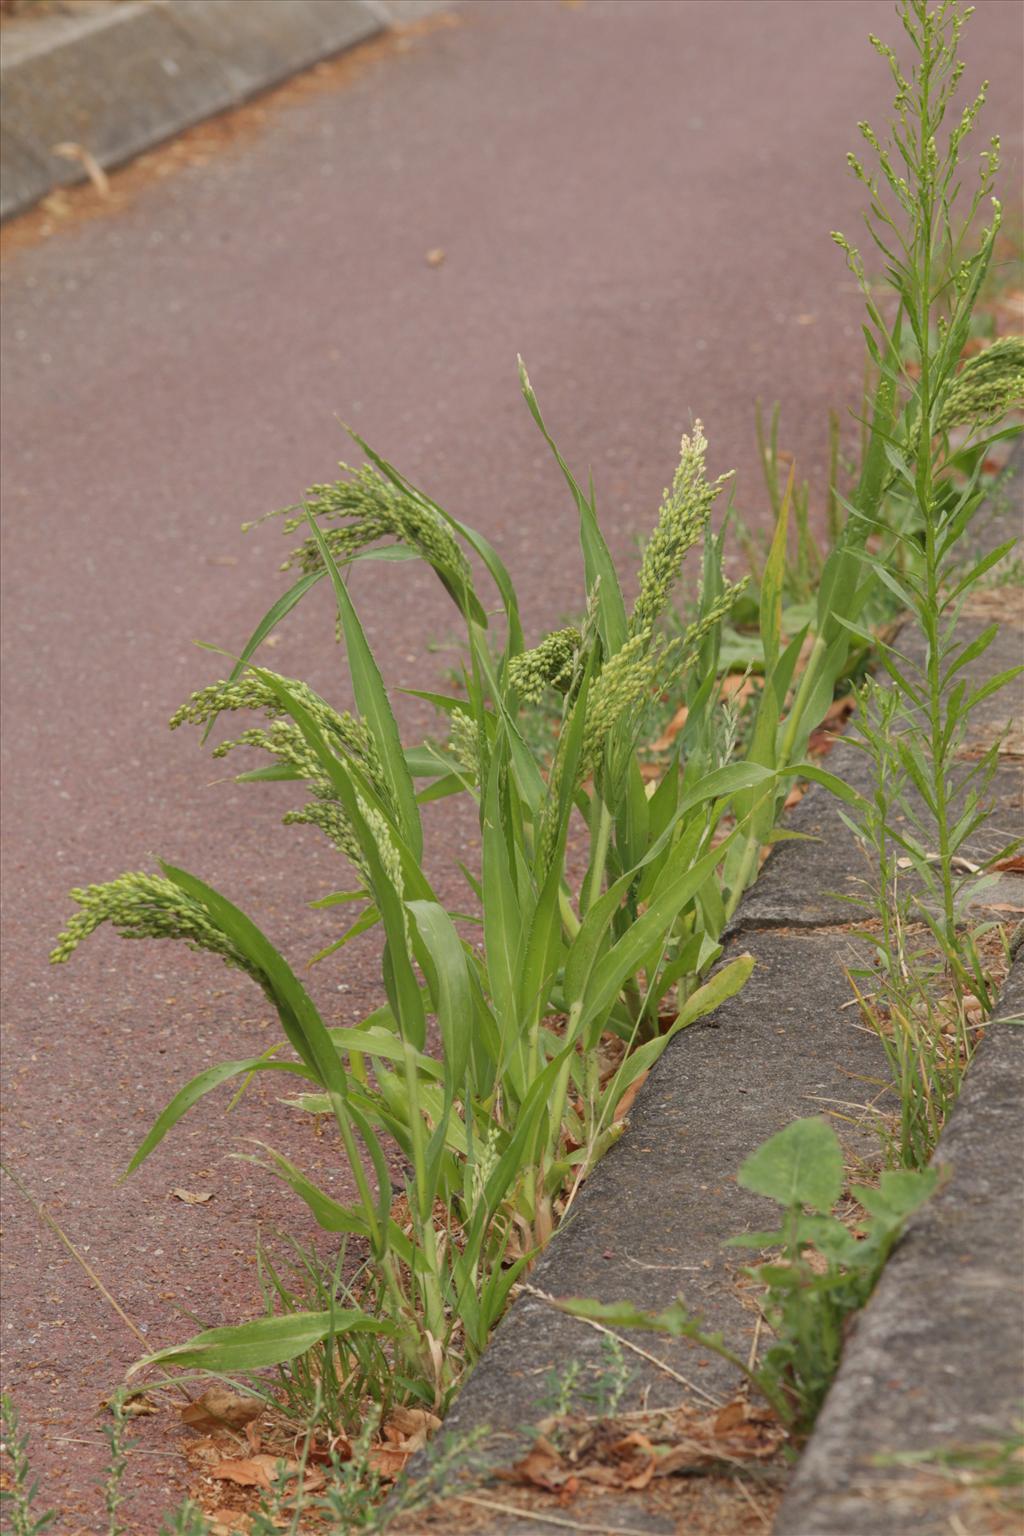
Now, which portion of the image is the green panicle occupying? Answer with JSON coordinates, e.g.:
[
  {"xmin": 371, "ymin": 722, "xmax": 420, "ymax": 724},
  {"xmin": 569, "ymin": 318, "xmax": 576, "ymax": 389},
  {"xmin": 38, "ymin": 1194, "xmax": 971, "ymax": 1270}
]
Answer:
[
  {"xmin": 506, "ymin": 627, "xmax": 582, "ymax": 703},
  {"xmin": 630, "ymin": 422, "xmax": 733, "ymax": 639},
  {"xmin": 253, "ymin": 463, "xmax": 472, "ymax": 591},
  {"xmin": 50, "ymin": 873, "xmax": 263, "ymax": 989},
  {"xmin": 938, "ymin": 335, "xmax": 1024, "ymax": 431}
]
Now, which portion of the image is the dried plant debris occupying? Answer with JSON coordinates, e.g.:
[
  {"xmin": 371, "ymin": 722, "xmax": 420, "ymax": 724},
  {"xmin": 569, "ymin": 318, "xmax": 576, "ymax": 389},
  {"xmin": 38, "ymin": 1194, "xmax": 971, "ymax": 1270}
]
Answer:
[{"xmin": 499, "ymin": 1395, "xmax": 786, "ymax": 1501}]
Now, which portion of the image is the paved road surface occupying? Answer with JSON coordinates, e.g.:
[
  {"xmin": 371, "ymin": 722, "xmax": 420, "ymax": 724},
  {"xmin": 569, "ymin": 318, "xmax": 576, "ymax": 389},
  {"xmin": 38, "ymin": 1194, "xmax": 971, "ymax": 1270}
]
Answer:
[{"xmin": 2, "ymin": 0, "xmax": 1021, "ymax": 1522}]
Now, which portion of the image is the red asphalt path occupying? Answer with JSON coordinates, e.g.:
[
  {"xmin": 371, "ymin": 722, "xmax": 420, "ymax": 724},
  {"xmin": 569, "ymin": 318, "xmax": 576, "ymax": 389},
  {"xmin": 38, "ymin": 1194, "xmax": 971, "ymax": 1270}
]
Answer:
[{"xmin": 2, "ymin": 1, "xmax": 1021, "ymax": 1525}]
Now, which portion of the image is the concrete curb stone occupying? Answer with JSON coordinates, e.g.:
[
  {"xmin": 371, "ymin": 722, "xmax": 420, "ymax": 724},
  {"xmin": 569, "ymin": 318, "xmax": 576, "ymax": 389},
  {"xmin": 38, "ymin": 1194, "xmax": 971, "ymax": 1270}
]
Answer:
[{"xmin": 0, "ymin": 0, "xmax": 452, "ymax": 221}]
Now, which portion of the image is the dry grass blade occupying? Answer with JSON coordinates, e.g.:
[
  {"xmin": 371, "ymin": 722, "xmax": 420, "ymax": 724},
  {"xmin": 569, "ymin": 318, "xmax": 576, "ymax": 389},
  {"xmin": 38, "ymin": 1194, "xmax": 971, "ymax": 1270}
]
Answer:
[
  {"xmin": 1, "ymin": 1157, "xmax": 152, "ymax": 1355},
  {"xmin": 522, "ymin": 1284, "xmax": 724, "ymax": 1408},
  {"xmin": 454, "ymin": 1494, "xmax": 655, "ymax": 1534},
  {"xmin": 51, "ymin": 141, "xmax": 110, "ymax": 197}
]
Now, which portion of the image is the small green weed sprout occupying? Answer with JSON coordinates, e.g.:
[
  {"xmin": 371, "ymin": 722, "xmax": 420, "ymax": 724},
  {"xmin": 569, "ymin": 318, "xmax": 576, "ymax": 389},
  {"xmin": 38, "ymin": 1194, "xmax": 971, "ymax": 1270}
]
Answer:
[
  {"xmin": 535, "ymin": 1337, "xmax": 632, "ymax": 1424},
  {"xmin": 582, "ymin": 1333, "xmax": 632, "ymax": 1418},
  {"xmin": 558, "ymin": 1117, "xmax": 937, "ymax": 1436},
  {"xmin": 539, "ymin": 1359, "xmax": 584, "ymax": 1420},
  {"xmin": 102, "ymin": 1396, "xmax": 130, "ymax": 1536},
  {"xmin": 0, "ymin": 1395, "xmax": 55, "ymax": 1536}
]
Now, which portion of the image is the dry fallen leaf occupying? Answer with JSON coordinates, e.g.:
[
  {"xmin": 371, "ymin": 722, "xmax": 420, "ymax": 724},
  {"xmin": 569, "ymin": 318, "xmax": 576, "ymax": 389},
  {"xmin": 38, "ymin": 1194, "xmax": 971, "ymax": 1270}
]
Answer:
[
  {"xmin": 209, "ymin": 1513, "xmax": 252, "ymax": 1536},
  {"xmin": 993, "ymin": 855, "xmax": 1024, "ymax": 874},
  {"xmin": 807, "ymin": 694, "xmax": 856, "ymax": 757},
  {"xmin": 367, "ymin": 1444, "xmax": 412, "ymax": 1482},
  {"xmin": 211, "ymin": 1456, "xmax": 275, "ymax": 1490},
  {"xmin": 501, "ymin": 1394, "xmax": 786, "ymax": 1500},
  {"xmin": 102, "ymin": 1392, "xmax": 157, "ymax": 1418},
  {"xmin": 720, "ymin": 673, "xmax": 759, "ymax": 703},
  {"xmin": 603, "ymin": 1431, "xmax": 656, "ymax": 1489},
  {"xmin": 382, "ymin": 1405, "xmax": 442, "ymax": 1453},
  {"xmin": 713, "ymin": 1400, "xmax": 749, "ymax": 1434},
  {"xmin": 211, "ymin": 1454, "xmax": 323, "ymax": 1492},
  {"xmin": 650, "ymin": 704, "xmax": 689, "ymax": 752},
  {"xmin": 425, "ymin": 247, "xmax": 446, "ymax": 267},
  {"xmin": 510, "ymin": 1441, "xmax": 578, "ymax": 1495},
  {"xmin": 613, "ymin": 1072, "xmax": 647, "ymax": 1122},
  {"xmin": 171, "ymin": 1187, "xmax": 214, "ymax": 1205},
  {"xmin": 181, "ymin": 1387, "xmax": 264, "ymax": 1433}
]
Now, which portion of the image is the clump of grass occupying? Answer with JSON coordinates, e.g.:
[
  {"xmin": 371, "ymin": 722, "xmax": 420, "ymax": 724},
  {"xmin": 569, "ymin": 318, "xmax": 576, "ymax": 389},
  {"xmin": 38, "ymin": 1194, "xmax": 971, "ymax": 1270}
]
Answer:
[{"xmin": 53, "ymin": 384, "xmax": 798, "ymax": 1420}]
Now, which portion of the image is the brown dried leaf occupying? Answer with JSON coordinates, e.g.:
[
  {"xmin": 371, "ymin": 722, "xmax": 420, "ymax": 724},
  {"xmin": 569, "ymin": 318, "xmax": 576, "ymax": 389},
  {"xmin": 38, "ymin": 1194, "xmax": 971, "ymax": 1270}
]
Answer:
[
  {"xmin": 211, "ymin": 1454, "xmax": 323, "ymax": 1492},
  {"xmin": 822, "ymin": 694, "xmax": 856, "ymax": 729},
  {"xmin": 425, "ymin": 247, "xmax": 446, "ymax": 267},
  {"xmin": 209, "ymin": 1513, "xmax": 252, "ymax": 1536},
  {"xmin": 605, "ymin": 1431, "xmax": 656, "ymax": 1489},
  {"xmin": 720, "ymin": 673, "xmax": 759, "ymax": 702},
  {"xmin": 382, "ymin": 1405, "xmax": 442, "ymax": 1453},
  {"xmin": 993, "ymin": 855, "xmax": 1024, "ymax": 874},
  {"xmin": 506, "ymin": 1438, "xmax": 576, "ymax": 1493},
  {"xmin": 171, "ymin": 1187, "xmax": 214, "ymax": 1205},
  {"xmin": 575, "ymin": 1462, "xmax": 625, "ymax": 1486},
  {"xmin": 211, "ymin": 1456, "xmax": 275, "ymax": 1490},
  {"xmin": 650, "ymin": 704, "xmax": 689, "ymax": 752},
  {"xmin": 713, "ymin": 1400, "xmax": 749, "ymax": 1435},
  {"xmin": 367, "ymin": 1444, "xmax": 411, "ymax": 1482},
  {"xmin": 182, "ymin": 1387, "xmax": 264, "ymax": 1433},
  {"xmin": 711, "ymin": 1397, "xmax": 783, "ymax": 1457},
  {"xmin": 613, "ymin": 1072, "xmax": 647, "ymax": 1122},
  {"xmin": 102, "ymin": 1392, "xmax": 157, "ymax": 1418}
]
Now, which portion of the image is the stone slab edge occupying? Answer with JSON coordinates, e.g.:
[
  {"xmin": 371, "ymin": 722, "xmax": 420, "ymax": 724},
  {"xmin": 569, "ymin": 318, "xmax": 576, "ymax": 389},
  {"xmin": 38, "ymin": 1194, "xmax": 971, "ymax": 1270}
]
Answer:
[
  {"xmin": 774, "ymin": 953, "xmax": 1024, "ymax": 1536},
  {"xmin": 0, "ymin": 0, "xmax": 452, "ymax": 221}
]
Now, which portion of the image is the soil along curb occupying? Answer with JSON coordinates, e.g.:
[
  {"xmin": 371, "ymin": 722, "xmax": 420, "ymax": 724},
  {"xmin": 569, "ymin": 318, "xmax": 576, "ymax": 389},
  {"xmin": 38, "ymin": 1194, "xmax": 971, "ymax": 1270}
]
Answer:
[
  {"xmin": 410, "ymin": 459, "xmax": 1023, "ymax": 1531},
  {"xmin": 0, "ymin": 0, "xmax": 448, "ymax": 221},
  {"xmin": 774, "ymin": 956, "xmax": 1024, "ymax": 1536}
]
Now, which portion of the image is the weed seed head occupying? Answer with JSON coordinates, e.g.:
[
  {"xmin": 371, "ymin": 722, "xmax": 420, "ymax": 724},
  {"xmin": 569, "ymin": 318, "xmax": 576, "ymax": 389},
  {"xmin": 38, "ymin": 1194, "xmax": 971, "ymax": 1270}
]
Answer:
[
  {"xmin": 448, "ymin": 708, "xmax": 482, "ymax": 777},
  {"xmin": 938, "ymin": 336, "xmax": 1024, "ymax": 431},
  {"xmin": 631, "ymin": 422, "xmax": 732, "ymax": 639},
  {"xmin": 507, "ymin": 627, "xmax": 582, "ymax": 702},
  {"xmin": 50, "ymin": 873, "xmax": 266, "ymax": 989},
  {"xmin": 256, "ymin": 463, "xmax": 472, "ymax": 593},
  {"xmin": 171, "ymin": 672, "xmax": 390, "ymax": 874}
]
